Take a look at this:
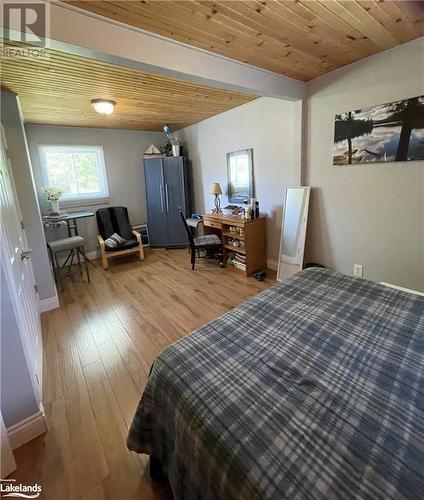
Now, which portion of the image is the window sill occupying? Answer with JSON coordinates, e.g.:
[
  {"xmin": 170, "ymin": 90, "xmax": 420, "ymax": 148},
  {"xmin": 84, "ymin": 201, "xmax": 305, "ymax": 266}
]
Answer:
[{"xmin": 60, "ymin": 197, "xmax": 110, "ymax": 209}]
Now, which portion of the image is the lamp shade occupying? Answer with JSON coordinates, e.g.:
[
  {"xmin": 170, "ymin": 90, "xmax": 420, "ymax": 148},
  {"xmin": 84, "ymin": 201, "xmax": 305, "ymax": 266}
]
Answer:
[{"xmin": 210, "ymin": 183, "xmax": 222, "ymax": 195}]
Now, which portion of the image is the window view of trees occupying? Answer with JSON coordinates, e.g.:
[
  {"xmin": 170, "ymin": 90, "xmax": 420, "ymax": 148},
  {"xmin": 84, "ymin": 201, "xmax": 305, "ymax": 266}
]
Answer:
[
  {"xmin": 45, "ymin": 151, "xmax": 76, "ymax": 194},
  {"xmin": 42, "ymin": 146, "xmax": 107, "ymax": 199},
  {"xmin": 74, "ymin": 152, "xmax": 101, "ymax": 193},
  {"xmin": 333, "ymin": 95, "xmax": 424, "ymax": 165}
]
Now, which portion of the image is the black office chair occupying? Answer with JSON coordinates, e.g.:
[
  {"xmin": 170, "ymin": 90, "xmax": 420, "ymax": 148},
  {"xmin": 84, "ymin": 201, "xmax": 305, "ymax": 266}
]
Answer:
[{"xmin": 179, "ymin": 208, "xmax": 223, "ymax": 270}]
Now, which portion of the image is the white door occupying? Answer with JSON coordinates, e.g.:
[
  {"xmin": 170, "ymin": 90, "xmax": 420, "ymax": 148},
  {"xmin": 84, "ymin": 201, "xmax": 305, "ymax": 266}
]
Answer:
[{"xmin": 0, "ymin": 128, "xmax": 43, "ymax": 406}]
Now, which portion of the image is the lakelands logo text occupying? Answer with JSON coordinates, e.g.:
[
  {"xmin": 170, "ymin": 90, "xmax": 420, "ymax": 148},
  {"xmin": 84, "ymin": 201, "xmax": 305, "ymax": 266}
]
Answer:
[
  {"xmin": 0, "ymin": 479, "xmax": 42, "ymax": 498},
  {"xmin": 1, "ymin": 0, "xmax": 50, "ymax": 59}
]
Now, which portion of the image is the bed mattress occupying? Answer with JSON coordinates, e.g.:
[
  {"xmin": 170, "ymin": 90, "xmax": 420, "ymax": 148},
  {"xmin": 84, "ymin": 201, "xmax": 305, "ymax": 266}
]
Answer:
[{"xmin": 128, "ymin": 268, "xmax": 424, "ymax": 499}]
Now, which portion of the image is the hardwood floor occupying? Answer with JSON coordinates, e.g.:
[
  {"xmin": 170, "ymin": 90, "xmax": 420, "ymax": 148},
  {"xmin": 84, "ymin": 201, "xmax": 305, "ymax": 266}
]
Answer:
[{"xmin": 10, "ymin": 248, "xmax": 275, "ymax": 499}]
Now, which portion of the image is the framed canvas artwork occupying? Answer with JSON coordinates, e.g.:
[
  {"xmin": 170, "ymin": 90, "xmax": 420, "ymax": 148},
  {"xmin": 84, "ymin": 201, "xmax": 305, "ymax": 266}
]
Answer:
[{"xmin": 333, "ymin": 95, "xmax": 424, "ymax": 165}]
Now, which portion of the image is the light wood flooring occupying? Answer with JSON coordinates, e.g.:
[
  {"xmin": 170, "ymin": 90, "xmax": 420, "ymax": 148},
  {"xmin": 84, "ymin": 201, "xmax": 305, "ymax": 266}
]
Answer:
[{"xmin": 10, "ymin": 248, "xmax": 275, "ymax": 500}]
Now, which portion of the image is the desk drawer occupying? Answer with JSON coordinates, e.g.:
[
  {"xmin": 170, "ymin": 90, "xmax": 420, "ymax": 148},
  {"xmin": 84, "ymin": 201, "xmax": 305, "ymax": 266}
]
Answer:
[{"xmin": 203, "ymin": 219, "xmax": 222, "ymax": 230}]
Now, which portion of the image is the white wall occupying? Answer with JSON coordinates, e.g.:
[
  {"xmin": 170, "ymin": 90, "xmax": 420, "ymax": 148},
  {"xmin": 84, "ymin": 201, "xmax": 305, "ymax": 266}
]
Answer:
[
  {"xmin": 304, "ymin": 37, "xmax": 424, "ymax": 291},
  {"xmin": 177, "ymin": 97, "xmax": 300, "ymax": 265},
  {"xmin": 26, "ymin": 125, "xmax": 165, "ymax": 254},
  {"xmin": 1, "ymin": 91, "xmax": 57, "ymax": 302},
  {"xmin": 1, "ymin": 269, "xmax": 39, "ymax": 428}
]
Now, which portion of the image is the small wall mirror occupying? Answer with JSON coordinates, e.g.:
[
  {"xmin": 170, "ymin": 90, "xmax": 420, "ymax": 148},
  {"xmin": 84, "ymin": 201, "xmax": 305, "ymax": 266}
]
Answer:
[
  {"xmin": 277, "ymin": 187, "xmax": 311, "ymax": 281},
  {"xmin": 227, "ymin": 149, "xmax": 254, "ymax": 203}
]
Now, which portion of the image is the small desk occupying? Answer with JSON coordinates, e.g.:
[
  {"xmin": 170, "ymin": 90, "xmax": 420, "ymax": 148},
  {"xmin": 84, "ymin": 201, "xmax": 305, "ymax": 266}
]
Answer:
[
  {"xmin": 43, "ymin": 210, "xmax": 95, "ymax": 237},
  {"xmin": 43, "ymin": 211, "xmax": 96, "ymax": 267},
  {"xmin": 202, "ymin": 214, "xmax": 266, "ymax": 276}
]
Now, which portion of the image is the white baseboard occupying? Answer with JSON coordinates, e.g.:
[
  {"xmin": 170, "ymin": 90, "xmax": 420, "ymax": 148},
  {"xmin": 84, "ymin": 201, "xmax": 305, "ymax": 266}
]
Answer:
[
  {"xmin": 7, "ymin": 411, "xmax": 47, "ymax": 450},
  {"xmin": 267, "ymin": 259, "xmax": 278, "ymax": 271},
  {"xmin": 39, "ymin": 294, "xmax": 60, "ymax": 312},
  {"xmin": 381, "ymin": 282, "xmax": 424, "ymax": 296}
]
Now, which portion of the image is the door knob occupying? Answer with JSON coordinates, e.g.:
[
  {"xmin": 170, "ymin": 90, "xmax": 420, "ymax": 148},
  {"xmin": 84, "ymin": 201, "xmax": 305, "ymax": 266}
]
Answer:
[{"xmin": 20, "ymin": 249, "xmax": 32, "ymax": 260}]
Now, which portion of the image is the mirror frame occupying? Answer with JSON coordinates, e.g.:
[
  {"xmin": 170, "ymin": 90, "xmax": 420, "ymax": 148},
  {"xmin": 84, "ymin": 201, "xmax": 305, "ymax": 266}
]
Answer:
[
  {"xmin": 277, "ymin": 187, "xmax": 311, "ymax": 281},
  {"xmin": 226, "ymin": 149, "xmax": 254, "ymax": 204}
]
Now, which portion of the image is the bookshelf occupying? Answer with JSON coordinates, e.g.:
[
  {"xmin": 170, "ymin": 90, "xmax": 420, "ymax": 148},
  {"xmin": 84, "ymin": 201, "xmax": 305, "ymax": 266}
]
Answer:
[{"xmin": 202, "ymin": 214, "xmax": 266, "ymax": 275}]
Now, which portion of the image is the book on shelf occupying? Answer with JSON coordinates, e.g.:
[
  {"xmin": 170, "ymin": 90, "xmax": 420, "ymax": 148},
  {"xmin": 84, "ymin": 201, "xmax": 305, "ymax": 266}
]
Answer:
[
  {"xmin": 233, "ymin": 261, "xmax": 246, "ymax": 271},
  {"xmin": 222, "ymin": 205, "xmax": 242, "ymax": 216}
]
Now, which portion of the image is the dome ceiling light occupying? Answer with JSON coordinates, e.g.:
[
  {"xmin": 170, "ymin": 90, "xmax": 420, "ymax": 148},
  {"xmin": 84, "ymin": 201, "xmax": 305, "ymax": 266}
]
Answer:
[{"xmin": 90, "ymin": 98, "xmax": 116, "ymax": 115}]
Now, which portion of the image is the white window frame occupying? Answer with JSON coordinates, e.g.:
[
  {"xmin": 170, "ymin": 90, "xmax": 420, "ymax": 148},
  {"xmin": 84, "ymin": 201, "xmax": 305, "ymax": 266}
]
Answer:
[{"xmin": 39, "ymin": 145, "xmax": 110, "ymax": 207}]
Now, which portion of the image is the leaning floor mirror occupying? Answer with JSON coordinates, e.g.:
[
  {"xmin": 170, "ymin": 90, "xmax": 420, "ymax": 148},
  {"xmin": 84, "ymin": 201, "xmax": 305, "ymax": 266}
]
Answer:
[{"xmin": 277, "ymin": 187, "xmax": 311, "ymax": 281}]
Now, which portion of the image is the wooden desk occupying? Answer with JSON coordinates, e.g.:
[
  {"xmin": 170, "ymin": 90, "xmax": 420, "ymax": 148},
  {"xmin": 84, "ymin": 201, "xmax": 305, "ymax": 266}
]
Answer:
[{"xmin": 202, "ymin": 214, "xmax": 266, "ymax": 276}]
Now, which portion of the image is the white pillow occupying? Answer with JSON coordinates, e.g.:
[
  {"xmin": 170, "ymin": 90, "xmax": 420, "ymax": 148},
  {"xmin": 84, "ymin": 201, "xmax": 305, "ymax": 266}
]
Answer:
[{"xmin": 104, "ymin": 232, "xmax": 126, "ymax": 248}]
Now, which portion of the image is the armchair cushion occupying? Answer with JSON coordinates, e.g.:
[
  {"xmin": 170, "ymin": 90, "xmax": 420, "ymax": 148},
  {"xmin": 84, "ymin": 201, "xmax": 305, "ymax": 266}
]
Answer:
[
  {"xmin": 105, "ymin": 236, "xmax": 139, "ymax": 252},
  {"xmin": 104, "ymin": 232, "xmax": 126, "ymax": 249}
]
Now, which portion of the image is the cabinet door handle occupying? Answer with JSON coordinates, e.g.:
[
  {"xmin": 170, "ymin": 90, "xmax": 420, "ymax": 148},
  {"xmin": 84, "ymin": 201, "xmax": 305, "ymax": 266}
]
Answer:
[
  {"xmin": 165, "ymin": 184, "xmax": 170, "ymax": 213},
  {"xmin": 160, "ymin": 184, "xmax": 164, "ymax": 213}
]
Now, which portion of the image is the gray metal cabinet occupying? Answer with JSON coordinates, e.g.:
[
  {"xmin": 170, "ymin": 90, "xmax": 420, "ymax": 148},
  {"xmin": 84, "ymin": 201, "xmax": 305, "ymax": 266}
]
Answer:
[{"xmin": 144, "ymin": 157, "xmax": 190, "ymax": 247}]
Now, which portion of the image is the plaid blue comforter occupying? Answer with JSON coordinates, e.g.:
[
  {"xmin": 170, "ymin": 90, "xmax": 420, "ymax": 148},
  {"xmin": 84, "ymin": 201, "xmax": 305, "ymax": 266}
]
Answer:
[{"xmin": 127, "ymin": 268, "xmax": 424, "ymax": 499}]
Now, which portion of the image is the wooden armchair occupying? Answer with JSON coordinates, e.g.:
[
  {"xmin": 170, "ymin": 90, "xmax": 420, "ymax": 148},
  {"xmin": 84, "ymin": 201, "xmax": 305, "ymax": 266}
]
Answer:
[{"xmin": 96, "ymin": 206, "xmax": 144, "ymax": 270}]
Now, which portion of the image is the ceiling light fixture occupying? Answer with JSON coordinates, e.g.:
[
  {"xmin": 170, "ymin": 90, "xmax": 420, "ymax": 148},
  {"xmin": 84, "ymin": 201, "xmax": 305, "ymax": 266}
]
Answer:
[{"xmin": 90, "ymin": 98, "xmax": 116, "ymax": 115}]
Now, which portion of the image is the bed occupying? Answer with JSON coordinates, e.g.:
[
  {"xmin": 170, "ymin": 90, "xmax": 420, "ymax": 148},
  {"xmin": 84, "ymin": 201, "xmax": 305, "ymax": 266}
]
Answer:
[{"xmin": 127, "ymin": 268, "xmax": 424, "ymax": 499}]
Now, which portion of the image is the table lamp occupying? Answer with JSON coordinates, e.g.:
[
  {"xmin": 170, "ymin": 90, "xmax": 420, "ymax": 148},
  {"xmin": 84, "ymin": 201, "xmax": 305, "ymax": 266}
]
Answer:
[{"xmin": 211, "ymin": 183, "xmax": 223, "ymax": 213}]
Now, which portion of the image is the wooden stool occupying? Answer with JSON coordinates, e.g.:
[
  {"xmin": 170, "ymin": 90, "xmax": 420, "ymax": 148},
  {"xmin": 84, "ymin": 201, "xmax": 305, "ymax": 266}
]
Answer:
[{"xmin": 48, "ymin": 236, "xmax": 90, "ymax": 289}]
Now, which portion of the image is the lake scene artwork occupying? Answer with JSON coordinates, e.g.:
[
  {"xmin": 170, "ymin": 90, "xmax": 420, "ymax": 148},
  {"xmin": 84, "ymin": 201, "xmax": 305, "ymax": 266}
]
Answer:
[{"xmin": 333, "ymin": 95, "xmax": 424, "ymax": 165}]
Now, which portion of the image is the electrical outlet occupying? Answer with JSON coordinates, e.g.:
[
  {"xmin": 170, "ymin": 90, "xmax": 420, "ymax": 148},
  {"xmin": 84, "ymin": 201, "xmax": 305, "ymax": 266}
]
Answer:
[{"xmin": 353, "ymin": 264, "xmax": 364, "ymax": 278}]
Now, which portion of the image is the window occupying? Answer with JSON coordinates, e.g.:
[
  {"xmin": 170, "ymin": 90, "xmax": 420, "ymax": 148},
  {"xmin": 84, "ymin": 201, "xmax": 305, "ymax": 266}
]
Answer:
[{"xmin": 40, "ymin": 145, "xmax": 109, "ymax": 204}]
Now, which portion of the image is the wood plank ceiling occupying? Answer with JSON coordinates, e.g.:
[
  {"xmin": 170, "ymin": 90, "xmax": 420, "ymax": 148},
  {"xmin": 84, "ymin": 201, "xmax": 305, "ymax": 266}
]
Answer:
[
  {"xmin": 67, "ymin": 0, "xmax": 424, "ymax": 82},
  {"xmin": 0, "ymin": 44, "xmax": 256, "ymax": 130}
]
